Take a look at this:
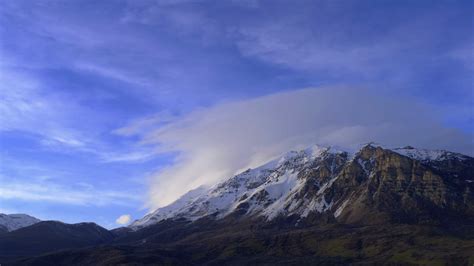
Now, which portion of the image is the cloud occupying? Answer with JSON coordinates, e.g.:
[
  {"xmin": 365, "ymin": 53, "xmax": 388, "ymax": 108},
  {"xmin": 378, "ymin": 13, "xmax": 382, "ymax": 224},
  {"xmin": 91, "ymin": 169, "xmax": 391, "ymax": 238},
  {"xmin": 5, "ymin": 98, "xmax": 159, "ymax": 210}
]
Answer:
[
  {"xmin": 232, "ymin": 14, "xmax": 416, "ymax": 78},
  {"xmin": 0, "ymin": 69, "xmax": 54, "ymax": 132},
  {"xmin": 118, "ymin": 87, "xmax": 474, "ymax": 210},
  {"xmin": 0, "ymin": 67, "xmax": 94, "ymax": 149},
  {"xmin": 116, "ymin": 214, "xmax": 131, "ymax": 225},
  {"xmin": 0, "ymin": 66, "xmax": 158, "ymax": 163},
  {"xmin": 0, "ymin": 177, "xmax": 142, "ymax": 207}
]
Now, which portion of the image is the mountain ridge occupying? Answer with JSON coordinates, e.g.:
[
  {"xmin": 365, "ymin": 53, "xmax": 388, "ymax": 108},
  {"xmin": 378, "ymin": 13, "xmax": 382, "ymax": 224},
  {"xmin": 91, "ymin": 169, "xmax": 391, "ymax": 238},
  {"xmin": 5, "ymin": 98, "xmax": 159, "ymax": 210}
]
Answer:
[
  {"xmin": 130, "ymin": 144, "xmax": 473, "ymax": 229},
  {"xmin": 0, "ymin": 214, "xmax": 40, "ymax": 233},
  {"xmin": 0, "ymin": 220, "xmax": 114, "ymax": 262}
]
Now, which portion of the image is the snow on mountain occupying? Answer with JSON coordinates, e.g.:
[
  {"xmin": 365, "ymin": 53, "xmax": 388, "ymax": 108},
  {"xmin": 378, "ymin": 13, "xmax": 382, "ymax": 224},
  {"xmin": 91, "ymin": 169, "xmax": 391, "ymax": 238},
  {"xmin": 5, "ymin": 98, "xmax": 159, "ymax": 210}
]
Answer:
[
  {"xmin": 0, "ymin": 213, "xmax": 41, "ymax": 232},
  {"xmin": 130, "ymin": 144, "xmax": 472, "ymax": 230},
  {"xmin": 392, "ymin": 146, "xmax": 468, "ymax": 162},
  {"xmin": 132, "ymin": 186, "xmax": 209, "ymax": 228},
  {"xmin": 130, "ymin": 145, "xmax": 348, "ymax": 229}
]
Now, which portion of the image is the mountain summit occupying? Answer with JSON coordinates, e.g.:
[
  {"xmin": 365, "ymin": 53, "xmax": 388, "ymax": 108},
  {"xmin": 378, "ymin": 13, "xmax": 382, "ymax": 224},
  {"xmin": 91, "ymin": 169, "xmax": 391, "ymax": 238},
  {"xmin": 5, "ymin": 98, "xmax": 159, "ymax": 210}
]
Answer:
[
  {"xmin": 0, "ymin": 214, "xmax": 40, "ymax": 233},
  {"xmin": 131, "ymin": 144, "xmax": 474, "ymax": 229}
]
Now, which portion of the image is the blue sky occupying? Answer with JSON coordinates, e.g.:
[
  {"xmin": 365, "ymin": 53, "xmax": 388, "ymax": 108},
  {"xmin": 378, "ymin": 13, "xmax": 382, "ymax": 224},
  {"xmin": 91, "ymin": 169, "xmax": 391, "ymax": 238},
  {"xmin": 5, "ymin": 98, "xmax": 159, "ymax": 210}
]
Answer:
[{"xmin": 0, "ymin": 0, "xmax": 472, "ymax": 228}]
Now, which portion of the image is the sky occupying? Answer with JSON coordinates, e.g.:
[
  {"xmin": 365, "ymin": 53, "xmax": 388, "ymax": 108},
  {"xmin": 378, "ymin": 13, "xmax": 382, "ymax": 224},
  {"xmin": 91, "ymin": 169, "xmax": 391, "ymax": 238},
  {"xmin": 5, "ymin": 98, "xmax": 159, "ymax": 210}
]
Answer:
[{"xmin": 0, "ymin": 0, "xmax": 473, "ymax": 228}]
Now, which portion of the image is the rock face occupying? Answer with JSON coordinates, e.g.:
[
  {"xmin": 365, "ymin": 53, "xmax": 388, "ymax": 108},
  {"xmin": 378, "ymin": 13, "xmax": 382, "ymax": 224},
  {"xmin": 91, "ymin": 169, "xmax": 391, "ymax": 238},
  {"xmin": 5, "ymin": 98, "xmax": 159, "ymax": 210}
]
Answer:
[
  {"xmin": 131, "ymin": 144, "xmax": 474, "ymax": 229},
  {"xmin": 0, "ymin": 214, "xmax": 40, "ymax": 232},
  {"xmin": 328, "ymin": 145, "xmax": 474, "ymax": 225}
]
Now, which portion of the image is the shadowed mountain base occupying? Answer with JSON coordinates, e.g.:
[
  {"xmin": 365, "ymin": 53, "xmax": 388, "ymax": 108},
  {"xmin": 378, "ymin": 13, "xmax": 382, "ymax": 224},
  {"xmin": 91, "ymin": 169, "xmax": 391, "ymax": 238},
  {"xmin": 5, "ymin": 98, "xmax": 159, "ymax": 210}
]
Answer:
[{"xmin": 7, "ymin": 221, "xmax": 474, "ymax": 266}]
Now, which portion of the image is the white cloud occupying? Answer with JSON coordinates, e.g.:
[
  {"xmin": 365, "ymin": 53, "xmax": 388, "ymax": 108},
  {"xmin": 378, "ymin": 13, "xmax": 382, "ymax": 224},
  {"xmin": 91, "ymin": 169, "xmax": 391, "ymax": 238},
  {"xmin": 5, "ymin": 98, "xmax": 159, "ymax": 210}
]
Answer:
[
  {"xmin": 0, "ymin": 177, "xmax": 142, "ymax": 207},
  {"xmin": 0, "ymin": 69, "xmax": 53, "ymax": 132},
  {"xmin": 118, "ymin": 87, "xmax": 473, "ymax": 210},
  {"xmin": 0, "ymin": 67, "xmax": 159, "ymax": 164},
  {"xmin": 0, "ymin": 67, "xmax": 93, "ymax": 150},
  {"xmin": 74, "ymin": 62, "xmax": 154, "ymax": 88},
  {"xmin": 116, "ymin": 214, "xmax": 131, "ymax": 225}
]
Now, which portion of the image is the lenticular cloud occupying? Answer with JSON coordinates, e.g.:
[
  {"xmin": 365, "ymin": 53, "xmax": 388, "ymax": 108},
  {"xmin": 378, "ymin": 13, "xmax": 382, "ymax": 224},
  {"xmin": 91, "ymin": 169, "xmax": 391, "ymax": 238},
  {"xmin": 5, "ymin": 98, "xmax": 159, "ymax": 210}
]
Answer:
[{"xmin": 119, "ymin": 87, "xmax": 473, "ymax": 210}]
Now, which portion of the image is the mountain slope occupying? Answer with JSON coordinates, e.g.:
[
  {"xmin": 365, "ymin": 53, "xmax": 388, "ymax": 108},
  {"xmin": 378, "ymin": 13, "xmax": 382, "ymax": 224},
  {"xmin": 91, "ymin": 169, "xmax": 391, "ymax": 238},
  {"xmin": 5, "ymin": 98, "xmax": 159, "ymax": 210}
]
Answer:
[
  {"xmin": 0, "ymin": 221, "xmax": 114, "ymax": 262},
  {"xmin": 130, "ymin": 145, "xmax": 350, "ymax": 229},
  {"xmin": 0, "ymin": 214, "xmax": 40, "ymax": 233},
  {"xmin": 18, "ymin": 220, "xmax": 474, "ymax": 265},
  {"xmin": 131, "ymin": 144, "xmax": 474, "ymax": 229}
]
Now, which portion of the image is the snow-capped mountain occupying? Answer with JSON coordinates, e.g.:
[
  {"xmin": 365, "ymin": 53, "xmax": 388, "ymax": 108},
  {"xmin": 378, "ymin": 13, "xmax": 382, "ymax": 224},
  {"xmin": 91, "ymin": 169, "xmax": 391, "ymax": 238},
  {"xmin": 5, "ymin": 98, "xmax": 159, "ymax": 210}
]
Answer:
[
  {"xmin": 392, "ymin": 146, "xmax": 471, "ymax": 162},
  {"xmin": 130, "ymin": 145, "xmax": 341, "ymax": 228},
  {"xmin": 0, "ymin": 213, "xmax": 41, "ymax": 232},
  {"xmin": 4, "ymin": 144, "xmax": 473, "ymax": 265},
  {"xmin": 130, "ymin": 144, "xmax": 473, "ymax": 229}
]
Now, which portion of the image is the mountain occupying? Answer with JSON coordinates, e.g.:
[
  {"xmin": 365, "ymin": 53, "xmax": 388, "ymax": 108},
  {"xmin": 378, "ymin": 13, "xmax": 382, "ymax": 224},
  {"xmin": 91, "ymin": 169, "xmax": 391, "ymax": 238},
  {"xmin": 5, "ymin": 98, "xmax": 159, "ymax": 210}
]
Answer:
[
  {"xmin": 3, "ymin": 144, "xmax": 474, "ymax": 265},
  {"xmin": 0, "ymin": 214, "xmax": 40, "ymax": 233},
  {"xmin": 130, "ymin": 145, "xmax": 346, "ymax": 228},
  {"xmin": 0, "ymin": 221, "xmax": 114, "ymax": 263},
  {"xmin": 130, "ymin": 144, "xmax": 474, "ymax": 229}
]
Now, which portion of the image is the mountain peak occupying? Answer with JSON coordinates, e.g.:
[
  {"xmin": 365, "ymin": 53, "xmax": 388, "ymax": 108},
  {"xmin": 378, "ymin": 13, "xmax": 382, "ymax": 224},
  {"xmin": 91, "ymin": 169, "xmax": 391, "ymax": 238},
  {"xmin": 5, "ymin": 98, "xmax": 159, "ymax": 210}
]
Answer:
[
  {"xmin": 392, "ymin": 146, "xmax": 468, "ymax": 162},
  {"xmin": 130, "ymin": 144, "xmax": 473, "ymax": 230},
  {"xmin": 0, "ymin": 213, "xmax": 41, "ymax": 232}
]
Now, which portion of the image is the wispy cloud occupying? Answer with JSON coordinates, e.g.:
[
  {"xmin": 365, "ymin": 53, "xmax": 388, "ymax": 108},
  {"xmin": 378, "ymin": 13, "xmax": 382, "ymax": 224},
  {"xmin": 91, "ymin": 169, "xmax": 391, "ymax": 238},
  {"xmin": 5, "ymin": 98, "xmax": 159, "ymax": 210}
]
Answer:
[
  {"xmin": 118, "ymin": 87, "xmax": 473, "ymax": 209},
  {"xmin": 74, "ymin": 63, "xmax": 154, "ymax": 88},
  {"xmin": 0, "ymin": 66, "xmax": 158, "ymax": 163},
  {"xmin": 0, "ymin": 177, "xmax": 142, "ymax": 207},
  {"xmin": 231, "ymin": 4, "xmax": 472, "ymax": 84},
  {"xmin": 0, "ymin": 69, "xmax": 53, "ymax": 132},
  {"xmin": 99, "ymin": 149, "xmax": 159, "ymax": 163},
  {"xmin": 0, "ymin": 66, "xmax": 91, "ymax": 147}
]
